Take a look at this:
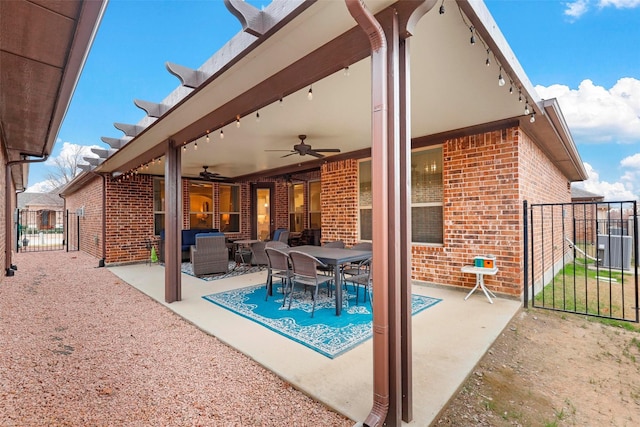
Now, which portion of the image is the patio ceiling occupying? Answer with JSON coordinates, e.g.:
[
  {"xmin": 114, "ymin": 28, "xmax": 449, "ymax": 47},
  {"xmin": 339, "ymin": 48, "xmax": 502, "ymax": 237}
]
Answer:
[
  {"xmin": 92, "ymin": 0, "xmax": 586, "ymax": 183},
  {"xmin": 0, "ymin": 0, "xmax": 107, "ymax": 190}
]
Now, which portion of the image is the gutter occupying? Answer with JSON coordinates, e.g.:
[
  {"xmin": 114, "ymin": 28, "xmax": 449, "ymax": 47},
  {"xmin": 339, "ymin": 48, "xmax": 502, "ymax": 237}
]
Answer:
[
  {"xmin": 345, "ymin": 1, "xmax": 389, "ymax": 426},
  {"xmin": 5, "ymin": 154, "xmax": 49, "ymax": 276}
]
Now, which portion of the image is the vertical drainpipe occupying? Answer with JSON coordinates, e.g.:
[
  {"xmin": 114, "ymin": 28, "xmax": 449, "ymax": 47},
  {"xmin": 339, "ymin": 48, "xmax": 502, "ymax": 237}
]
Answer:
[
  {"xmin": 5, "ymin": 155, "xmax": 49, "ymax": 275},
  {"xmin": 345, "ymin": 1, "xmax": 389, "ymax": 426}
]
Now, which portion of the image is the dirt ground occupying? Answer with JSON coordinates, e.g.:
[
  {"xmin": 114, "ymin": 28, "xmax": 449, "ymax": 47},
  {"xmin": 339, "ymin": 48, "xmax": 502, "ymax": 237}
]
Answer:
[{"xmin": 434, "ymin": 308, "xmax": 640, "ymax": 427}]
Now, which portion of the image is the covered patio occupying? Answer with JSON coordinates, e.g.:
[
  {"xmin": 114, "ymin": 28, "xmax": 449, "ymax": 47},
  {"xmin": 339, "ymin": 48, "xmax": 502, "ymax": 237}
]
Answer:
[
  {"xmin": 58, "ymin": 1, "xmax": 585, "ymax": 425},
  {"xmin": 108, "ymin": 262, "xmax": 521, "ymax": 425}
]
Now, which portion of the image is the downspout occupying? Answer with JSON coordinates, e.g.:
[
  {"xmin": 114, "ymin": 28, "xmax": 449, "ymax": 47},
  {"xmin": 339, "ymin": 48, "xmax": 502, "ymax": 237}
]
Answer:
[
  {"xmin": 5, "ymin": 154, "xmax": 50, "ymax": 276},
  {"xmin": 345, "ymin": 1, "xmax": 389, "ymax": 426}
]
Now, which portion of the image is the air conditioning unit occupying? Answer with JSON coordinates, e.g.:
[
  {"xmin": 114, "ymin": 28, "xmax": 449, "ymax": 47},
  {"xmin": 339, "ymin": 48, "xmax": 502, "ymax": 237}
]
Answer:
[{"xmin": 597, "ymin": 234, "xmax": 632, "ymax": 270}]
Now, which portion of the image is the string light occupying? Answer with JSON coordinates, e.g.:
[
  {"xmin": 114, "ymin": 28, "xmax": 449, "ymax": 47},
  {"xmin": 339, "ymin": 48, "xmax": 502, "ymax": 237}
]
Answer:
[
  {"xmin": 206, "ymin": 131, "xmax": 210, "ymax": 143},
  {"xmin": 469, "ymin": 26, "xmax": 475, "ymax": 45},
  {"xmin": 279, "ymin": 97, "xmax": 283, "ymax": 106},
  {"xmin": 485, "ymin": 49, "xmax": 490, "ymax": 66},
  {"xmin": 509, "ymin": 80, "xmax": 514, "ymax": 94},
  {"xmin": 344, "ymin": 66, "xmax": 350, "ymax": 76},
  {"xmin": 256, "ymin": 111, "xmax": 260, "ymax": 122},
  {"xmin": 236, "ymin": 116, "xmax": 241, "ymax": 128},
  {"xmin": 498, "ymin": 67, "xmax": 505, "ymax": 86},
  {"xmin": 530, "ymin": 112, "xmax": 536, "ymax": 123},
  {"xmin": 307, "ymin": 85, "xmax": 313, "ymax": 100},
  {"xmin": 524, "ymin": 100, "xmax": 530, "ymax": 115},
  {"xmin": 439, "ymin": 0, "xmax": 445, "ymax": 14},
  {"xmin": 220, "ymin": 129, "xmax": 224, "ymax": 139},
  {"xmin": 194, "ymin": 141, "xmax": 198, "ymax": 151},
  {"xmin": 518, "ymin": 89, "xmax": 523, "ymax": 102},
  {"xmin": 182, "ymin": 144, "xmax": 186, "ymax": 152}
]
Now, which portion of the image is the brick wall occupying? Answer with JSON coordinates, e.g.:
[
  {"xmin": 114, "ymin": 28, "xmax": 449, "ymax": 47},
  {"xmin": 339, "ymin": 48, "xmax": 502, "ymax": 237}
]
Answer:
[
  {"xmin": 321, "ymin": 160, "xmax": 359, "ymax": 246},
  {"xmin": 319, "ymin": 126, "xmax": 574, "ymax": 298},
  {"xmin": 64, "ymin": 175, "xmax": 104, "ymax": 261}
]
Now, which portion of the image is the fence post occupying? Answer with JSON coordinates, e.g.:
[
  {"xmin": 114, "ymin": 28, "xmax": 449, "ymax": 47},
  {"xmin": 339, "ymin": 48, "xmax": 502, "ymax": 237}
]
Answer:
[
  {"xmin": 523, "ymin": 200, "xmax": 529, "ymax": 308},
  {"xmin": 65, "ymin": 210, "xmax": 69, "ymax": 252},
  {"xmin": 76, "ymin": 214, "xmax": 80, "ymax": 251}
]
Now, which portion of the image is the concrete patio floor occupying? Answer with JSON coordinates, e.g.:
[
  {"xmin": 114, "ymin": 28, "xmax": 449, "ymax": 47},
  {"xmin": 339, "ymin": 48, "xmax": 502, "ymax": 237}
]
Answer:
[{"xmin": 109, "ymin": 262, "xmax": 521, "ymax": 426}]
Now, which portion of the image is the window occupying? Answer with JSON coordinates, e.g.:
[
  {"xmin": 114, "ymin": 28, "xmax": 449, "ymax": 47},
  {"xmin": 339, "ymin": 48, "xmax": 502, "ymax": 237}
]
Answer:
[
  {"xmin": 410, "ymin": 147, "xmax": 443, "ymax": 244},
  {"xmin": 153, "ymin": 178, "xmax": 165, "ymax": 236},
  {"xmin": 309, "ymin": 180, "xmax": 321, "ymax": 229},
  {"xmin": 189, "ymin": 181, "xmax": 213, "ymax": 229},
  {"xmin": 358, "ymin": 161, "xmax": 372, "ymax": 241},
  {"xmin": 289, "ymin": 183, "xmax": 304, "ymax": 232},
  {"xmin": 358, "ymin": 146, "xmax": 443, "ymax": 244},
  {"xmin": 219, "ymin": 184, "xmax": 240, "ymax": 233}
]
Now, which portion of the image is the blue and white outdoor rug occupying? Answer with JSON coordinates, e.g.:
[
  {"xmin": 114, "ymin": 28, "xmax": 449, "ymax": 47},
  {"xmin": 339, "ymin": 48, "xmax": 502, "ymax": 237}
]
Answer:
[
  {"xmin": 181, "ymin": 261, "xmax": 264, "ymax": 281},
  {"xmin": 202, "ymin": 284, "xmax": 441, "ymax": 358}
]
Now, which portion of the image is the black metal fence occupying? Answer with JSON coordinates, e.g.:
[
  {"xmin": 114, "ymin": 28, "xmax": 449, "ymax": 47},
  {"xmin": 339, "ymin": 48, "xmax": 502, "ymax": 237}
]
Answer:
[
  {"xmin": 17, "ymin": 209, "xmax": 79, "ymax": 253},
  {"xmin": 524, "ymin": 200, "xmax": 639, "ymax": 323}
]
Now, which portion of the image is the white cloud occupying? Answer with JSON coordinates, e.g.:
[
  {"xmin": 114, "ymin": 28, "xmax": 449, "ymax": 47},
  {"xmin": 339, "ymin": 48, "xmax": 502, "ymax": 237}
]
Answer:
[
  {"xmin": 44, "ymin": 141, "xmax": 100, "ymax": 168},
  {"xmin": 25, "ymin": 180, "xmax": 57, "ymax": 193},
  {"xmin": 598, "ymin": 0, "xmax": 640, "ymax": 8},
  {"xmin": 535, "ymin": 78, "xmax": 640, "ymax": 144},
  {"xmin": 565, "ymin": 0, "xmax": 640, "ymax": 20},
  {"xmin": 565, "ymin": 0, "xmax": 591, "ymax": 19},
  {"xmin": 574, "ymin": 162, "xmax": 638, "ymax": 201},
  {"xmin": 620, "ymin": 153, "xmax": 640, "ymax": 168}
]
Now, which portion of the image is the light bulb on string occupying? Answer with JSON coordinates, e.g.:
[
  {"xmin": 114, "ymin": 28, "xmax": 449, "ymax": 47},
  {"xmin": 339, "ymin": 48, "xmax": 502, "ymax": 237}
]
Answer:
[
  {"xmin": 524, "ymin": 102, "xmax": 530, "ymax": 115},
  {"xmin": 485, "ymin": 49, "xmax": 490, "ymax": 66},
  {"xmin": 256, "ymin": 111, "xmax": 260, "ymax": 122},
  {"xmin": 509, "ymin": 80, "xmax": 514, "ymax": 94},
  {"xmin": 206, "ymin": 132, "xmax": 210, "ymax": 143},
  {"xmin": 344, "ymin": 66, "xmax": 350, "ymax": 76},
  {"xmin": 236, "ymin": 116, "xmax": 241, "ymax": 128},
  {"xmin": 518, "ymin": 90, "xmax": 523, "ymax": 102},
  {"xmin": 469, "ymin": 26, "xmax": 475, "ymax": 45},
  {"xmin": 279, "ymin": 97, "xmax": 283, "ymax": 107},
  {"xmin": 220, "ymin": 129, "xmax": 224, "ymax": 139},
  {"xmin": 194, "ymin": 141, "xmax": 198, "ymax": 151},
  {"xmin": 530, "ymin": 112, "xmax": 536, "ymax": 123},
  {"xmin": 439, "ymin": 0, "xmax": 445, "ymax": 14},
  {"xmin": 498, "ymin": 67, "xmax": 505, "ymax": 86},
  {"xmin": 182, "ymin": 144, "xmax": 186, "ymax": 152},
  {"xmin": 308, "ymin": 85, "xmax": 313, "ymax": 100}
]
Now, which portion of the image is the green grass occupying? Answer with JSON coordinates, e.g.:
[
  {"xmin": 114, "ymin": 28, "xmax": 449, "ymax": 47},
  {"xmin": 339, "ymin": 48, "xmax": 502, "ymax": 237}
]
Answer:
[{"xmin": 534, "ymin": 256, "xmax": 638, "ymax": 323}]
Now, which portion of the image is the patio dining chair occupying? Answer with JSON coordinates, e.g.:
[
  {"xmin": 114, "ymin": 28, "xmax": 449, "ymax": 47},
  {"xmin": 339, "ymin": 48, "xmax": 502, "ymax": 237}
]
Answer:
[
  {"xmin": 264, "ymin": 247, "xmax": 292, "ymax": 304},
  {"xmin": 287, "ymin": 250, "xmax": 334, "ymax": 318},
  {"xmin": 250, "ymin": 241, "xmax": 269, "ymax": 267},
  {"xmin": 343, "ymin": 256, "xmax": 372, "ymax": 305}
]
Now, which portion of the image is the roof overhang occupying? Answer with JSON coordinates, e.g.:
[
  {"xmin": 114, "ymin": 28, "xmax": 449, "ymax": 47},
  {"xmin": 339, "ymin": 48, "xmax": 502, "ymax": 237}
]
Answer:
[
  {"xmin": 72, "ymin": 0, "xmax": 585, "ymax": 187},
  {"xmin": 0, "ymin": 0, "xmax": 107, "ymax": 190}
]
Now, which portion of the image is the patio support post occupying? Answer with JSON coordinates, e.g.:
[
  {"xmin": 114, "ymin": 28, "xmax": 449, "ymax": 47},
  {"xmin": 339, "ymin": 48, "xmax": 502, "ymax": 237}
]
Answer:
[
  {"xmin": 379, "ymin": 8, "xmax": 404, "ymax": 426},
  {"xmin": 164, "ymin": 140, "xmax": 182, "ymax": 303}
]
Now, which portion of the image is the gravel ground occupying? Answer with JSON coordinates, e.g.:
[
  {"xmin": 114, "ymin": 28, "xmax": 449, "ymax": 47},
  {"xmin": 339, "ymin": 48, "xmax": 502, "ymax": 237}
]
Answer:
[{"xmin": 0, "ymin": 251, "xmax": 353, "ymax": 426}]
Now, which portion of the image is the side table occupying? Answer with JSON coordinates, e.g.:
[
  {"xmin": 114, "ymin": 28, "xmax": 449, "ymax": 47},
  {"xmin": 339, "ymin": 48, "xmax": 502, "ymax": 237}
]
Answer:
[{"xmin": 461, "ymin": 265, "xmax": 498, "ymax": 304}]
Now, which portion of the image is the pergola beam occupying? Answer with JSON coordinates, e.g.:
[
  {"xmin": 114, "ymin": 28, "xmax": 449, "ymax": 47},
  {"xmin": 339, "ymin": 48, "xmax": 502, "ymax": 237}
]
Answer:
[{"xmin": 224, "ymin": 0, "xmax": 277, "ymax": 37}]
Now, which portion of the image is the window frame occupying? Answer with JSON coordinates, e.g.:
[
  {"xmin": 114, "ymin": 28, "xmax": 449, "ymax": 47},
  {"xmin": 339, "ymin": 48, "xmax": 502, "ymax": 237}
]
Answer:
[{"xmin": 219, "ymin": 183, "xmax": 241, "ymax": 234}]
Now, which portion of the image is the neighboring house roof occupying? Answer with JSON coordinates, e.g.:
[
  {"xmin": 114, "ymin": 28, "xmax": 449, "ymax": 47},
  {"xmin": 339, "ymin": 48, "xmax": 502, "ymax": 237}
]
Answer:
[
  {"xmin": 63, "ymin": 0, "xmax": 587, "ymax": 196},
  {"xmin": 17, "ymin": 191, "xmax": 64, "ymax": 210},
  {"xmin": 571, "ymin": 186, "xmax": 604, "ymax": 202}
]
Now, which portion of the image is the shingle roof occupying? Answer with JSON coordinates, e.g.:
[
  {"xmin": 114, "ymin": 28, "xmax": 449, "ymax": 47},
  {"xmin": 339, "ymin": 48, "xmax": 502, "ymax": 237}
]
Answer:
[{"xmin": 571, "ymin": 186, "xmax": 604, "ymax": 201}]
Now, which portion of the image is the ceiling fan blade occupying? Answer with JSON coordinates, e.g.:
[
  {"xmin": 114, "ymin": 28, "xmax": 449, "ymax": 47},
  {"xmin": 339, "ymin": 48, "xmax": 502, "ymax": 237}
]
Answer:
[
  {"xmin": 265, "ymin": 149, "xmax": 294, "ymax": 152},
  {"xmin": 307, "ymin": 150, "xmax": 325, "ymax": 159},
  {"xmin": 313, "ymin": 148, "xmax": 341, "ymax": 153},
  {"xmin": 280, "ymin": 152, "xmax": 298, "ymax": 158}
]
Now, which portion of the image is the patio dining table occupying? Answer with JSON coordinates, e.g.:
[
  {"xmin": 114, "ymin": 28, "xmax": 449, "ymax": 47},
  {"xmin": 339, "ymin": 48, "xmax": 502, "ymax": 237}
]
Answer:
[{"xmin": 281, "ymin": 245, "xmax": 372, "ymax": 316}]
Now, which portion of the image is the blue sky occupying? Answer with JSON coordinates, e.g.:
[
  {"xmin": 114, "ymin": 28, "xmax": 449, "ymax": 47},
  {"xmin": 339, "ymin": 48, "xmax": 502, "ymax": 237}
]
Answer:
[{"xmin": 29, "ymin": 0, "xmax": 640, "ymax": 201}]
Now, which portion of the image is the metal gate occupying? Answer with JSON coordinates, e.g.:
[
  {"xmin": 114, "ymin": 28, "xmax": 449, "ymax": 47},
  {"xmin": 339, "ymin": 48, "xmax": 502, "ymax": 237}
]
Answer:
[
  {"xmin": 16, "ymin": 209, "xmax": 80, "ymax": 253},
  {"xmin": 524, "ymin": 200, "xmax": 639, "ymax": 322}
]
